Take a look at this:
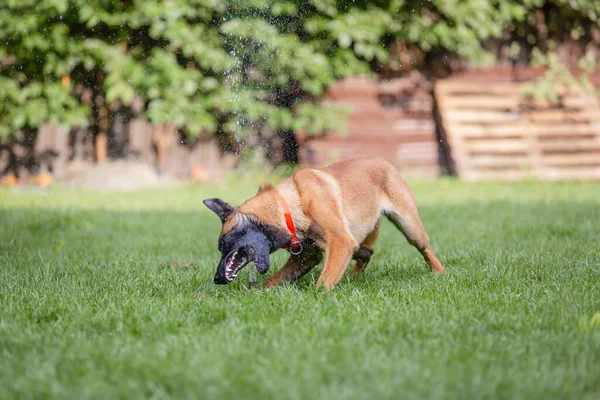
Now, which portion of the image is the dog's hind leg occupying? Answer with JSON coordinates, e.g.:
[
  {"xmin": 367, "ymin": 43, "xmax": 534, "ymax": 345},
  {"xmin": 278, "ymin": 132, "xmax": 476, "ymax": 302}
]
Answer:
[
  {"xmin": 383, "ymin": 171, "xmax": 445, "ymax": 274},
  {"xmin": 264, "ymin": 245, "xmax": 322, "ymax": 288},
  {"xmin": 350, "ymin": 220, "xmax": 380, "ymax": 277}
]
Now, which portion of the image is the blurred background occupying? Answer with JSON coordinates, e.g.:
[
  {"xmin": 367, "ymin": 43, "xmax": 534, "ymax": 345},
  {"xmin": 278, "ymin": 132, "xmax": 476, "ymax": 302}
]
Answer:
[{"xmin": 1, "ymin": 0, "xmax": 600, "ymax": 190}]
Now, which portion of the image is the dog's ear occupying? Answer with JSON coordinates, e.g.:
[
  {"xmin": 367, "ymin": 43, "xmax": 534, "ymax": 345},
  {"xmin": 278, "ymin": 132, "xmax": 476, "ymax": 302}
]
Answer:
[
  {"xmin": 256, "ymin": 183, "xmax": 274, "ymax": 195},
  {"xmin": 203, "ymin": 198, "xmax": 233, "ymax": 222}
]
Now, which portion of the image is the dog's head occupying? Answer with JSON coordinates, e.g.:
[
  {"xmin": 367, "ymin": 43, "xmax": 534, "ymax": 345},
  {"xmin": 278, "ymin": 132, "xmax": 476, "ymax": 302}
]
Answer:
[{"xmin": 203, "ymin": 197, "xmax": 288, "ymax": 284}]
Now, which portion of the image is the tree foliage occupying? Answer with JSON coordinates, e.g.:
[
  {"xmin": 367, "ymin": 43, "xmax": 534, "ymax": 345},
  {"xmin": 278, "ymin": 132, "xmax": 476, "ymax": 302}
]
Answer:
[{"xmin": 0, "ymin": 0, "xmax": 599, "ymax": 140}]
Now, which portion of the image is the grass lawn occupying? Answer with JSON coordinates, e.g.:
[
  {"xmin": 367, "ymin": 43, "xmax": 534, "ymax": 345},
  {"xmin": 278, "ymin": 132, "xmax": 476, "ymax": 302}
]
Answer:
[{"xmin": 1, "ymin": 178, "xmax": 599, "ymax": 399}]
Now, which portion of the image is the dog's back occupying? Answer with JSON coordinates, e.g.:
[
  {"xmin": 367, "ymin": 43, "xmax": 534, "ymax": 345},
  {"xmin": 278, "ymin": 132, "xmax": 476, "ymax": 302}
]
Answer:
[{"xmin": 288, "ymin": 157, "xmax": 414, "ymax": 245}]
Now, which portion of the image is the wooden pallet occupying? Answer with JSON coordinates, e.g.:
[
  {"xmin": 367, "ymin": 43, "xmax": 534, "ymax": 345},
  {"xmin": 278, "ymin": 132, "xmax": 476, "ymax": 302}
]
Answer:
[{"xmin": 435, "ymin": 78, "xmax": 600, "ymax": 181}]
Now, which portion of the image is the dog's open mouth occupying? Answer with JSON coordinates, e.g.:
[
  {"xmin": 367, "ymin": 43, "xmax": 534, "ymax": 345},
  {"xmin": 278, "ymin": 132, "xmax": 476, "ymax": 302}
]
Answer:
[{"xmin": 224, "ymin": 246, "xmax": 254, "ymax": 282}]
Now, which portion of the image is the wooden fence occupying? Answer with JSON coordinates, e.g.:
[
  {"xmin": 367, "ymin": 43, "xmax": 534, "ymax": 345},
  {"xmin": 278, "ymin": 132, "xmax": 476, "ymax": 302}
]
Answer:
[
  {"xmin": 0, "ymin": 120, "xmax": 237, "ymax": 186},
  {"xmin": 4, "ymin": 68, "xmax": 600, "ymax": 186},
  {"xmin": 300, "ymin": 73, "xmax": 440, "ymax": 178}
]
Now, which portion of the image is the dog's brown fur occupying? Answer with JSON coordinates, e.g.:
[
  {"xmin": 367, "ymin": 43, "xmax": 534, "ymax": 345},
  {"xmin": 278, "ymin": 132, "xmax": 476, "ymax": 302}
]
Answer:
[{"xmin": 217, "ymin": 157, "xmax": 445, "ymax": 291}]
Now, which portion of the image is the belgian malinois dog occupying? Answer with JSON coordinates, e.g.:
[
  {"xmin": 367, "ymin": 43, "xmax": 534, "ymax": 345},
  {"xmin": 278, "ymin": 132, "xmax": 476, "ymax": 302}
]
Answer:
[{"xmin": 203, "ymin": 157, "xmax": 445, "ymax": 291}]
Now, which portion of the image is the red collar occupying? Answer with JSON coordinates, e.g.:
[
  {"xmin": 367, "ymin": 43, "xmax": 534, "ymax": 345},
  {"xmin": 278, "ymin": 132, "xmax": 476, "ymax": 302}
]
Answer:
[{"xmin": 274, "ymin": 190, "xmax": 302, "ymax": 255}]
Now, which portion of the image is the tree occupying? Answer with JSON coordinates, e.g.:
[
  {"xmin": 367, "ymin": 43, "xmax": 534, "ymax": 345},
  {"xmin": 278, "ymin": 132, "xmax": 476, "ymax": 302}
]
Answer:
[{"xmin": 1, "ymin": 0, "xmax": 599, "ymax": 153}]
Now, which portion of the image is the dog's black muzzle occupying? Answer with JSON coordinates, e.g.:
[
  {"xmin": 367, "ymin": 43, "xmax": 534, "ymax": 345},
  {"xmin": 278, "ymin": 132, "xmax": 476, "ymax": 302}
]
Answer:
[{"xmin": 213, "ymin": 227, "xmax": 272, "ymax": 284}]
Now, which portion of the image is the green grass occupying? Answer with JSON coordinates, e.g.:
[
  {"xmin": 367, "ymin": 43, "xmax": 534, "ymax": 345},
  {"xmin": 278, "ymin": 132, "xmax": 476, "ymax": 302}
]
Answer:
[{"xmin": 1, "ymin": 179, "xmax": 599, "ymax": 400}]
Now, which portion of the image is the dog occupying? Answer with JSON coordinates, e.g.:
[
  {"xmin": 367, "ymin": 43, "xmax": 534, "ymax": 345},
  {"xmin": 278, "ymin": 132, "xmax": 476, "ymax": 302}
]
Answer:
[{"xmin": 203, "ymin": 157, "xmax": 445, "ymax": 291}]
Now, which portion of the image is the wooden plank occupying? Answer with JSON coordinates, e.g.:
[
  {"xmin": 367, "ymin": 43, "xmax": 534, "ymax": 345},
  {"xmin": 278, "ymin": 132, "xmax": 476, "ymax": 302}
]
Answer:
[
  {"xmin": 528, "ymin": 110, "xmax": 600, "ymax": 123},
  {"xmin": 391, "ymin": 120, "xmax": 436, "ymax": 131},
  {"xmin": 452, "ymin": 123, "xmax": 600, "ymax": 138},
  {"xmin": 563, "ymin": 96, "xmax": 599, "ymax": 109},
  {"xmin": 316, "ymin": 132, "xmax": 436, "ymax": 143},
  {"xmin": 440, "ymin": 96, "xmax": 519, "ymax": 109},
  {"xmin": 539, "ymin": 140, "xmax": 600, "ymax": 152},
  {"xmin": 542, "ymin": 153, "xmax": 600, "ymax": 166},
  {"xmin": 396, "ymin": 143, "xmax": 439, "ymax": 162},
  {"xmin": 396, "ymin": 142, "xmax": 439, "ymax": 151},
  {"xmin": 464, "ymin": 139, "xmax": 528, "ymax": 153},
  {"xmin": 532, "ymin": 96, "xmax": 600, "ymax": 110},
  {"xmin": 344, "ymin": 100, "xmax": 434, "ymax": 115},
  {"xmin": 469, "ymin": 155, "xmax": 531, "ymax": 168},
  {"xmin": 436, "ymin": 81, "xmax": 522, "ymax": 95},
  {"xmin": 532, "ymin": 124, "xmax": 600, "ymax": 136},
  {"xmin": 441, "ymin": 95, "xmax": 596, "ymax": 111},
  {"xmin": 450, "ymin": 124, "xmax": 525, "ymax": 137},
  {"xmin": 445, "ymin": 110, "xmax": 522, "ymax": 124}
]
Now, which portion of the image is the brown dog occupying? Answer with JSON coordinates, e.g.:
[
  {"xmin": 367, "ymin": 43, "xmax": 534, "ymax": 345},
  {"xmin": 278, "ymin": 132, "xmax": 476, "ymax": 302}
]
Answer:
[{"xmin": 203, "ymin": 157, "xmax": 445, "ymax": 291}]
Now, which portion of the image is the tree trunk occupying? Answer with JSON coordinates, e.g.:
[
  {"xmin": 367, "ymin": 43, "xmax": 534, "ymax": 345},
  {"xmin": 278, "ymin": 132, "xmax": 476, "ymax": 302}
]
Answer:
[{"xmin": 96, "ymin": 103, "xmax": 108, "ymax": 162}]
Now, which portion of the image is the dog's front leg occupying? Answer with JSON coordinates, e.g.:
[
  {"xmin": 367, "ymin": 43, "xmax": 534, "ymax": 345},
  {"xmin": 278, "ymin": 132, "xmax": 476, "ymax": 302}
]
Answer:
[
  {"xmin": 316, "ymin": 235, "xmax": 358, "ymax": 291},
  {"xmin": 264, "ymin": 246, "xmax": 322, "ymax": 288}
]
